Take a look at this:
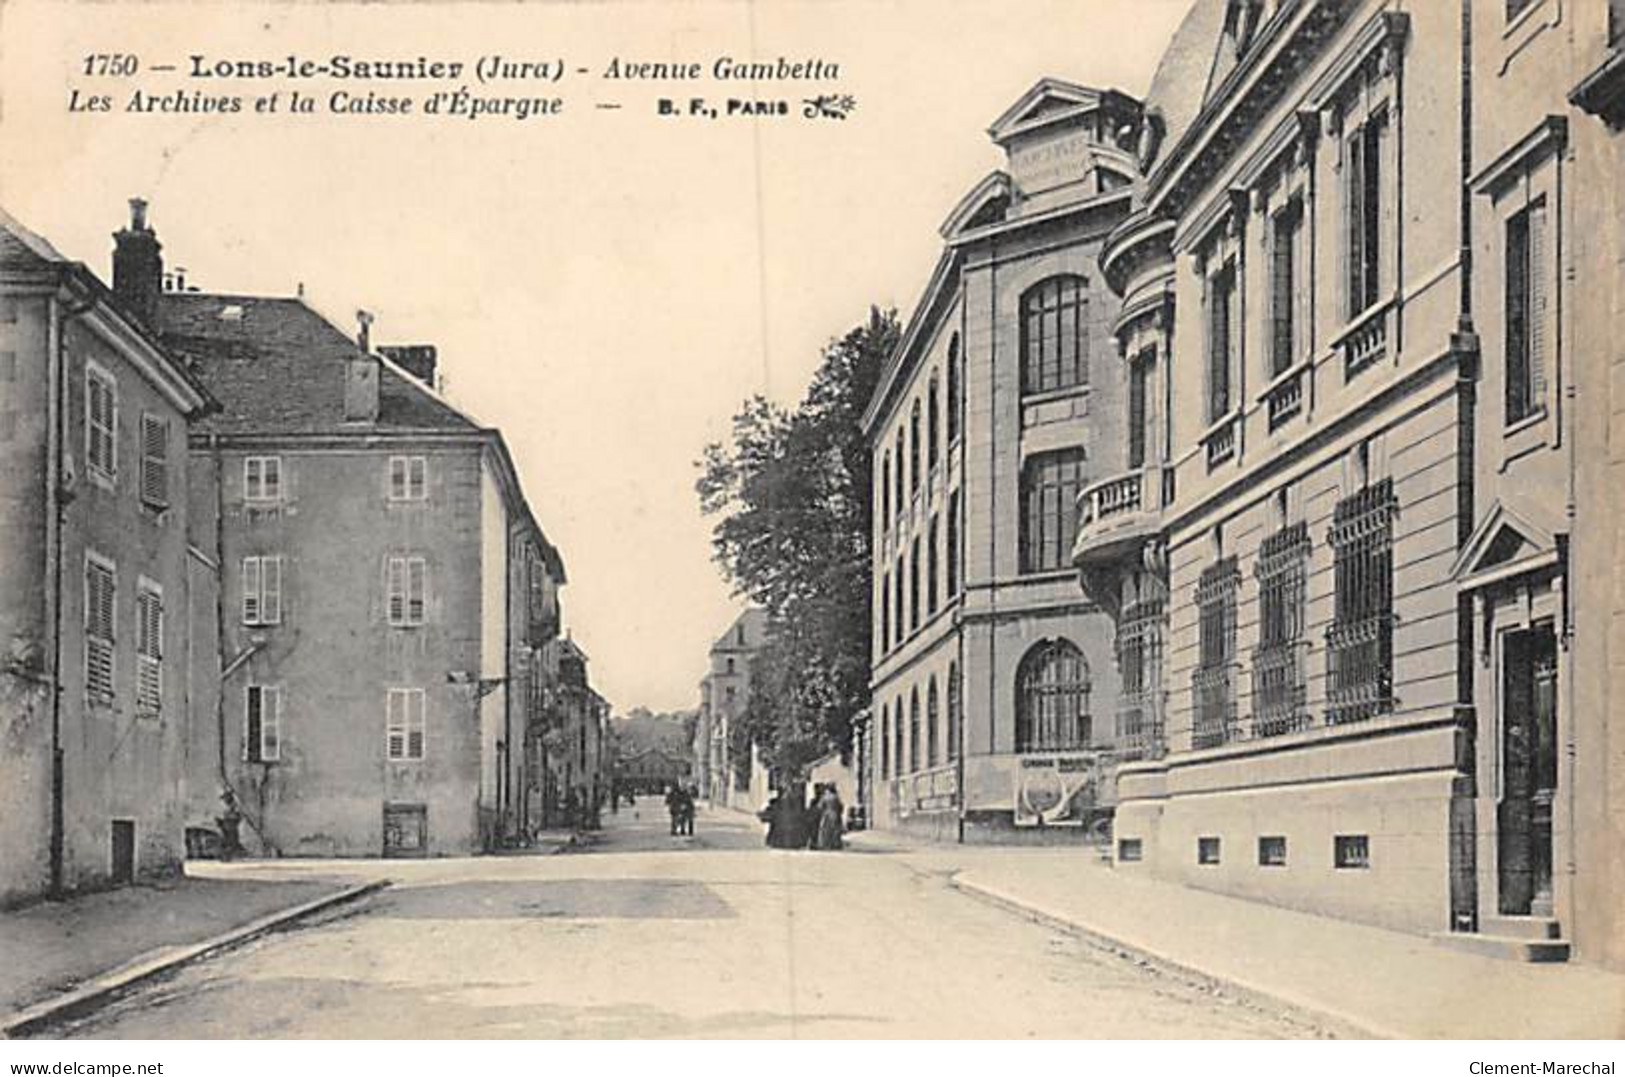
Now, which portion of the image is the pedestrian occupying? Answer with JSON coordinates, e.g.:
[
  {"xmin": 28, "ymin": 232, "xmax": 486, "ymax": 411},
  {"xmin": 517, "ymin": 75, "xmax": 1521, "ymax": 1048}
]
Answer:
[
  {"xmin": 813, "ymin": 783, "xmax": 845, "ymax": 851},
  {"xmin": 664, "ymin": 782, "xmax": 685, "ymax": 836},
  {"xmin": 679, "ymin": 785, "xmax": 697, "ymax": 836}
]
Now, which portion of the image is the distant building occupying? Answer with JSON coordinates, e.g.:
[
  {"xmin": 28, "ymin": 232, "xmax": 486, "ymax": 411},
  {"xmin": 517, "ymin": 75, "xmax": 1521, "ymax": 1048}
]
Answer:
[
  {"xmin": 862, "ymin": 79, "xmax": 1142, "ymax": 842},
  {"xmin": 0, "ymin": 203, "xmax": 212, "ymax": 904},
  {"xmin": 611, "ymin": 708, "xmax": 695, "ymax": 794},
  {"xmin": 694, "ymin": 608, "xmax": 770, "ymax": 811},
  {"xmin": 532, "ymin": 636, "xmax": 610, "ymax": 828},
  {"xmin": 114, "ymin": 207, "xmax": 568, "ymax": 859}
]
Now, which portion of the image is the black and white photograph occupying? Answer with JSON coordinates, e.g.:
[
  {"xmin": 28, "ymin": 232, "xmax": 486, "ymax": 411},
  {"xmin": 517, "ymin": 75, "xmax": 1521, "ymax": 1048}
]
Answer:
[{"xmin": 1, "ymin": 0, "xmax": 1623, "ymax": 1063}]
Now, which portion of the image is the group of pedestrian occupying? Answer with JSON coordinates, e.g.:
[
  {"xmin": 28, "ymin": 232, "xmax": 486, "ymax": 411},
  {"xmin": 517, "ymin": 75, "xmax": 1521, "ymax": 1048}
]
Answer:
[
  {"xmin": 759, "ymin": 782, "xmax": 845, "ymax": 850},
  {"xmin": 664, "ymin": 783, "xmax": 697, "ymax": 836}
]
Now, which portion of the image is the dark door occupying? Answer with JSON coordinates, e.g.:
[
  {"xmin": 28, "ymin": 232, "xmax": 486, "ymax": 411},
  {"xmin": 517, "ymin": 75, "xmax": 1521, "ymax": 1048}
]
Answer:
[
  {"xmin": 1498, "ymin": 624, "xmax": 1558, "ymax": 916},
  {"xmin": 110, "ymin": 820, "xmax": 135, "ymax": 885},
  {"xmin": 383, "ymin": 804, "xmax": 428, "ymax": 858}
]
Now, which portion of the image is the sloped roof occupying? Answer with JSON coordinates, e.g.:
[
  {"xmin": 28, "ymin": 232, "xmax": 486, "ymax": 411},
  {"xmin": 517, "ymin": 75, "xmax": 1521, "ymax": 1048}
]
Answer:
[
  {"xmin": 157, "ymin": 293, "xmax": 477, "ymax": 435},
  {"xmin": 1142, "ymin": 0, "xmax": 1233, "ymax": 167}
]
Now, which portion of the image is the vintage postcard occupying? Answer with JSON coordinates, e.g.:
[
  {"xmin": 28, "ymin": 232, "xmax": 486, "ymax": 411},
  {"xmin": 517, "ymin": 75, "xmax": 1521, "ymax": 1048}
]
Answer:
[{"xmin": 1, "ymin": 0, "xmax": 1623, "ymax": 1061}]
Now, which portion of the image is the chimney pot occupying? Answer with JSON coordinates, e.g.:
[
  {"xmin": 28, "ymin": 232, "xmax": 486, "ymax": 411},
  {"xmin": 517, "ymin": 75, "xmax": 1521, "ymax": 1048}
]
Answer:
[
  {"xmin": 112, "ymin": 197, "xmax": 163, "ymax": 325},
  {"xmin": 129, "ymin": 197, "xmax": 148, "ymax": 231}
]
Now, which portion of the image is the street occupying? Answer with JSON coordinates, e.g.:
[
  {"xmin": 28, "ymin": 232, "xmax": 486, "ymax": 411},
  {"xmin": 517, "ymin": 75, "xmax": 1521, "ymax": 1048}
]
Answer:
[{"xmin": 56, "ymin": 808, "xmax": 1328, "ymax": 1039}]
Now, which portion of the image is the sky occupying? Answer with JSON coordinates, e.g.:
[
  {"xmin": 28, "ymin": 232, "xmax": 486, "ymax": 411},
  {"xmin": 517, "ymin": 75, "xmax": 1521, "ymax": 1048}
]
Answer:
[{"xmin": 0, "ymin": 0, "xmax": 1193, "ymax": 713}]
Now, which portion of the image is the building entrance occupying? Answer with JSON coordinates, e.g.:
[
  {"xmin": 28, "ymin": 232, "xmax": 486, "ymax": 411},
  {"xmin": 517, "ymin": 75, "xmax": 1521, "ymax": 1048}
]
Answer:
[{"xmin": 1498, "ymin": 623, "xmax": 1558, "ymax": 916}]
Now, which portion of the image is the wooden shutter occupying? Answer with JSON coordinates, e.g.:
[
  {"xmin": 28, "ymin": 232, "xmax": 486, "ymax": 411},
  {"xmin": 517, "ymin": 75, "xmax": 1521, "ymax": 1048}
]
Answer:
[
  {"xmin": 85, "ymin": 559, "xmax": 115, "ymax": 696},
  {"xmin": 140, "ymin": 415, "xmax": 169, "ymax": 507},
  {"xmin": 407, "ymin": 558, "xmax": 426, "ymax": 624},
  {"xmin": 261, "ymin": 688, "xmax": 281, "ymax": 761},
  {"xmin": 137, "ymin": 587, "xmax": 162, "ymax": 713},
  {"xmin": 409, "ymin": 457, "xmax": 426, "ymax": 499},
  {"xmin": 1528, "ymin": 200, "xmax": 1549, "ymax": 408},
  {"xmin": 387, "ymin": 690, "xmax": 406, "ymax": 759},
  {"xmin": 408, "ymin": 690, "xmax": 425, "ymax": 759},
  {"xmin": 261, "ymin": 557, "xmax": 282, "ymax": 624},
  {"xmin": 242, "ymin": 557, "xmax": 261, "ymax": 624}
]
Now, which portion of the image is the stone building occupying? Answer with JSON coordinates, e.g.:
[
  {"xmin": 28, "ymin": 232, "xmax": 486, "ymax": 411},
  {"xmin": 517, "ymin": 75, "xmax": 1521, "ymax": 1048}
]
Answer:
[
  {"xmin": 530, "ymin": 635, "xmax": 610, "ymax": 828},
  {"xmin": 1074, "ymin": 0, "xmax": 1625, "ymax": 967},
  {"xmin": 0, "ymin": 204, "xmax": 212, "ymax": 904},
  {"xmin": 861, "ymin": 79, "xmax": 1143, "ymax": 842},
  {"xmin": 694, "ymin": 607, "xmax": 769, "ymax": 811},
  {"xmin": 124, "ymin": 212, "xmax": 566, "ymax": 859}
]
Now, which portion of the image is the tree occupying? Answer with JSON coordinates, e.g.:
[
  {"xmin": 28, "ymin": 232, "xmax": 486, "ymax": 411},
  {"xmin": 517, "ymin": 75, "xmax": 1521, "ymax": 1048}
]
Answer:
[{"xmin": 698, "ymin": 307, "xmax": 898, "ymax": 777}]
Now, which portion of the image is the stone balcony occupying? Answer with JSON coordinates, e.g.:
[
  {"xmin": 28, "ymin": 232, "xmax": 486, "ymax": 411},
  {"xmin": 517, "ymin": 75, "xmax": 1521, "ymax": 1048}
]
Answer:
[{"xmin": 1072, "ymin": 464, "xmax": 1173, "ymax": 570}]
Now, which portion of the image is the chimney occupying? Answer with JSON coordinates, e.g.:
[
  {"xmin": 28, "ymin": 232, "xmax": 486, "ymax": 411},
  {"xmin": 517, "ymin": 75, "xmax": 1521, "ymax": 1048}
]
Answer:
[
  {"xmin": 112, "ymin": 198, "xmax": 163, "ymax": 325},
  {"xmin": 344, "ymin": 309, "xmax": 380, "ymax": 423},
  {"xmin": 378, "ymin": 344, "xmax": 438, "ymax": 390}
]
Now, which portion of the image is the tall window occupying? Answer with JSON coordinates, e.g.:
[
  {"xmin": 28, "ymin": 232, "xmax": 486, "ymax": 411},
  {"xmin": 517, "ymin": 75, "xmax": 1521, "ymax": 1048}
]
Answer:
[
  {"xmin": 242, "ymin": 555, "xmax": 283, "ymax": 626},
  {"xmin": 387, "ymin": 556, "xmax": 427, "ymax": 626},
  {"xmin": 85, "ymin": 367, "xmax": 117, "ymax": 482},
  {"xmin": 947, "ymin": 334, "xmax": 961, "ymax": 444},
  {"xmin": 1271, "ymin": 199, "xmax": 1306, "ymax": 376},
  {"xmin": 881, "ymin": 451, "xmax": 891, "ymax": 524},
  {"xmin": 1116, "ymin": 579, "xmax": 1166, "ymax": 750},
  {"xmin": 894, "ymin": 558, "xmax": 905, "ymax": 646},
  {"xmin": 894, "ymin": 695, "xmax": 904, "ymax": 778},
  {"xmin": 1016, "ymin": 639, "xmax": 1091, "ymax": 752},
  {"xmin": 946, "ymin": 492, "xmax": 960, "ymax": 598},
  {"xmin": 1021, "ymin": 449, "xmax": 1087, "ymax": 573},
  {"xmin": 908, "ymin": 688, "xmax": 921, "ymax": 774},
  {"xmin": 909, "ymin": 399, "xmax": 922, "ymax": 496},
  {"xmin": 386, "ymin": 687, "xmax": 427, "ymax": 761},
  {"xmin": 1021, "ymin": 276, "xmax": 1089, "ymax": 394},
  {"xmin": 136, "ymin": 581, "xmax": 163, "ymax": 717},
  {"xmin": 881, "ymin": 572, "xmax": 891, "ymax": 651},
  {"xmin": 926, "ymin": 677, "xmax": 940, "ymax": 767},
  {"xmin": 388, "ymin": 455, "xmax": 428, "ymax": 501},
  {"xmin": 1128, "ymin": 348, "xmax": 1156, "ymax": 469},
  {"xmin": 1206, "ymin": 262, "xmax": 1236, "ymax": 422},
  {"xmin": 926, "ymin": 515, "xmax": 939, "ymax": 616},
  {"xmin": 85, "ymin": 554, "xmax": 115, "ymax": 699},
  {"xmin": 909, "ymin": 538, "xmax": 921, "ymax": 631},
  {"xmin": 1505, "ymin": 199, "xmax": 1549, "ymax": 425},
  {"xmin": 894, "ymin": 430, "xmax": 905, "ymax": 515},
  {"xmin": 1346, "ymin": 112, "xmax": 1388, "ymax": 318},
  {"xmin": 880, "ymin": 703, "xmax": 891, "ymax": 779},
  {"xmin": 1327, "ymin": 474, "xmax": 1397, "ymax": 724},
  {"xmin": 244, "ymin": 456, "xmax": 283, "ymax": 502},
  {"xmin": 245, "ymin": 684, "xmax": 281, "ymax": 763},
  {"xmin": 946, "ymin": 663, "xmax": 961, "ymax": 761},
  {"xmin": 139, "ymin": 415, "xmax": 169, "ymax": 509},
  {"xmin": 1253, "ymin": 507, "xmax": 1310, "ymax": 737},
  {"xmin": 1192, "ymin": 556, "xmax": 1241, "ymax": 748},
  {"xmin": 927, "ymin": 372, "xmax": 940, "ymax": 472}
]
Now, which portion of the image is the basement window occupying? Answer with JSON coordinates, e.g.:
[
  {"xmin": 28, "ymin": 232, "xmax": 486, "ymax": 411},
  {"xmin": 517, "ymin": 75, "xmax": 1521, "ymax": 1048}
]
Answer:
[
  {"xmin": 1258, "ymin": 836, "xmax": 1287, "ymax": 867},
  {"xmin": 1117, "ymin": 838, "xmax": 1143, "ymax": 863},
  {"xmin": 1335, "ymin": 834, "xmax": 1371, "ymax": 869},
  {"xmin": 1197, "ymin": 836, "xmax": 1221, "ymax": 866}
]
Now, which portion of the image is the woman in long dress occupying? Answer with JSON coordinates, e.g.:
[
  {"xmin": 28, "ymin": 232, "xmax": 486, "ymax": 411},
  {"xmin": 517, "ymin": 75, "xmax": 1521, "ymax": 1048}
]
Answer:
[{"xmin": 814, "ymin": 785, "xmax": 844, "ymax": 851}]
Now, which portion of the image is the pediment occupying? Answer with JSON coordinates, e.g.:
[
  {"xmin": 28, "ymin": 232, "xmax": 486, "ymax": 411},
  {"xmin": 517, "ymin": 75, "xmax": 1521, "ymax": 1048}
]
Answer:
[
  {"xmin": 1451, "ymin": 499, "xmax": 1561, "ymax": 589},
  {"xmin": 939, "ymin": 172, "xmax": 1012, "ymax": 239},
  {"xmin": 988, "ymin": 78, "xmax": 1101, "ymax": 145}
]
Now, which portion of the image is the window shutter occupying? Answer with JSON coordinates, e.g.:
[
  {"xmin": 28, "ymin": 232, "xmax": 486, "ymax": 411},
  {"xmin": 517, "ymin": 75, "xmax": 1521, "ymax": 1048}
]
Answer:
[
  {"xmin": 243, "ymin": 558, "xmax": 261, "ymax": 623},
  {"xmin": 137, "ymin": 588, "xmax": 162, "ymax": 714},
  {"xmin": 409, "ymin": 691, "xmax": 425, "ymax": 759},
  {"xmin": 388, "ymin": 558, "xmax": 405, "ymax": 623},
  {"xmin": 140, "ymin": 415, "xmax": 169, "ymax": 507},
  {"xmin": 408, "ymin": 558, "xmax": 426, "ymax": 623},
  {"xmin": 85, "ymin": 560, "xmax": 116, "ymax": 697},
  {"xmin": 262, "ymin": 688, "xmax": 280, "ymax": 761},
  {"xmin": 246, "ymin": 686, "xmax": 262, "ymax": 762},
  {"xmin": 1528, "ymin": 201, "xmax": 1549, "ymax": 407},
  {"xmin": 409, "ymin": 457, "xmax": 426, "ymax": 499},
  {"xmin": 262, "ymin": 557, "xmax": 282, "ymax": 624},
  {"xmin": 390, "ymin": 457, "xmax": 406, "ymax": 500}
]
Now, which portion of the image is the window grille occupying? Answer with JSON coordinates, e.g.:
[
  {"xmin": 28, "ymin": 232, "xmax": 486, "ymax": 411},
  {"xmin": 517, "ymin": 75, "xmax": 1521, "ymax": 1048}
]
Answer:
[
  {"xmin": 1326, "ymin": 478, "xmax": 1397, "ymax": 724},
  {"xmin": 1335, "ymin": 834, "xmax": 1371, "ymax": 869},
  {"xmin": 1021, "ymin": 449, "xmax": 1088, "ymax": 573},
  {"xmin": 1252, "ymin": 522, "xmax": 1311, "ymax": 737},
  {"xmin": 1020, "ymin": 276, "xmax": 1089, "ymax": 395},
  {"xmin": 1192, "ymin": 558, "xmax": 1240, "ymax": 748},
  {"xmin": 85, "ymin": 557, "xmax": 115, "ymax": 699},
  {"xmin": 1116, "ymin": 595, "xmax": 1166, "ymax": 752},
  {"xmin": 1198, "ymin": 836, "xmax": 1222, "ymax": 865},
  {"xmin": 1259, "ymin": 836, "xmax": 1288, "ymax": 867},
  {"xmin": 1016, "ymin": 639, "xmax": 1092, "ymax": 752}
]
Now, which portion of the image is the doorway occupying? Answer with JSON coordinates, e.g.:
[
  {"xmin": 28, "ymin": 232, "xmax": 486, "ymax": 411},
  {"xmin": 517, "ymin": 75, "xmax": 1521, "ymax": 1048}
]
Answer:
[
  {"xmin": 110, "ymin": 820, "xmax": 136, "ymax": 885},
  {"xmin": 1498, "ymin": 623, "xmax": 1558, "ymax": 916},
  {"xmin": 383, "ymin": 803, "xmax": 428, "ymax": 858}
]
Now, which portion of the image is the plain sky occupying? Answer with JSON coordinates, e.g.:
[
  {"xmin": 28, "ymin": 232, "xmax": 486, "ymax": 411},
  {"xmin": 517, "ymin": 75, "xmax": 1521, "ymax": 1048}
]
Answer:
[{"xmin": 0, "ymin": 0, "xmax": 1193, "ymax": 713}]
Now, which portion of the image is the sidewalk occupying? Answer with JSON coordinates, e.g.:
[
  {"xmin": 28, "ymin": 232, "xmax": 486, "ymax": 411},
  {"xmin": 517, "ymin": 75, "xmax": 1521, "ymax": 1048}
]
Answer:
[
  {"xmin": 0, "ymin": 869, "xmax": 371, "ymax": 1034},
  {"xmin": 926, "ymin": 845, "xmax": 1625, "ymax": 1039}
]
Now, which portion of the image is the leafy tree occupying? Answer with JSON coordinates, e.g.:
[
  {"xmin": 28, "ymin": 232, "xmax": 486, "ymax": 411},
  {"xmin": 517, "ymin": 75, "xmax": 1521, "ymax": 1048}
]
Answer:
[{"xmin": 698, "ymin": 307, "xmax": 899, "ymax": 777}]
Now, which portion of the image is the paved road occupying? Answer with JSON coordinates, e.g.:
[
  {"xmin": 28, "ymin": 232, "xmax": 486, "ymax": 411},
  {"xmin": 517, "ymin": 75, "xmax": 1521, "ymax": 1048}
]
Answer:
[{"xmin": 59, "ymin": 807, "xmax": 1328, "ymax": 1038}]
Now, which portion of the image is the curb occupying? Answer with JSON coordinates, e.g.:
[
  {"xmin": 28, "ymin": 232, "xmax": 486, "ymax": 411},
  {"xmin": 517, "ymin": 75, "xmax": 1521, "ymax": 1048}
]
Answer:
[
  {"xmin": 1, "ymin": 879, "xmax": 390, "ymax": 1039},
  {"xmin": 950, "ymin": 873, "xmax": 1405, "ymax": 1041}
]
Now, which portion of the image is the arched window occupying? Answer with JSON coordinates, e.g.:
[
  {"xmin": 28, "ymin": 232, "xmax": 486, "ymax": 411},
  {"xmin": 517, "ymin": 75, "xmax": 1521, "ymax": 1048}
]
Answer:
[
  {"xmin": 947, "ymin": 662, "xmax": 961, "ymax": 761},
  {"xmin": 927, "ymin": 514, "xmax": 939, "ymax": 616},
  {"xmin": 879, "ymin": 701, "xmax": 890, "ymax": 779},
  {"xmin": 894, "ymin": 429, "xmax": 905, "ymax": 514},
  {"xmin": 909, "ymin": 399, "xmax": 922, "ymax": 495},
  {"xmin": 894, "ymin": 695, "xmax": 905, "ymax": 777},
  {"xmin": 927, "ymin": 677, "xmax": 940, "ymax": 767},
  {"xmin": 947, "ymin": 334, "xmax": 961, "ymax": 445},
  {"xmin": 927, "ymin": 371, "xmax": 940, "ymax": 471},
  {"xmin": 909, "ymin": 687, "xmax": 921, "ymax": 774},
  {"xmin": 881, "ymin": 450, "xmax": 891, "ymax": 524},
  {"xmin": 1016, "ymin": 639, "xmax": 1092, "ymax": 752},
  {"xmin": 1020, "ymin": 275, "xmax": 1089, "ymax": 395}
]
